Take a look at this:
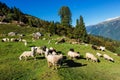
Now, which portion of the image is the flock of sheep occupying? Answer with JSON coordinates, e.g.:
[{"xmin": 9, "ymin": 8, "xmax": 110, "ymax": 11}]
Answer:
[
  {"xmin": 19, "ymin": 46, "xmax": 63, "ymax": 69},
  {"xmin": 1, "ymin": 37, "xmax": 115, "ymax": 70},
  {"xmin": 86, "ymin": 52, "xmax": 114, "ymax": 62},
  {"xmin": 2, "ymin": 37, "xmax": 27, "ymax": 46},
  {"xmin": 18, "ymin": 44, "xmax": 114, "ymax": 69}
]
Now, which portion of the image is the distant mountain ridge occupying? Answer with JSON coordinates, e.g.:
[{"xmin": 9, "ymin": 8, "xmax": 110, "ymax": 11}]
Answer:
[{"xmin": 86, "ymin": 17, "xmax": 120, "ymax": 40}]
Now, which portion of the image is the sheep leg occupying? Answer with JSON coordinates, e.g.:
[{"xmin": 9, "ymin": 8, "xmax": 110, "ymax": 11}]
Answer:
[
  {"xmin": 19, "ymin": 55, "xmax": 22, "ymax": 60},
  {"xmin": 86, "ymin": 57, "xmax": 89, "ymax": 61},
  {"xmin": 31, "ymin": 55, "xmax": 36, "ymax": 60},
  {"xmin": 48, "ymin": 62, "xmax": 52, "ymax": 67},
  {"xmin": 55, "ymin": 64, "xmax": 58, "ymax": 70},
  {"xmin": 25, "ymin": 56, "xmax": 27, "ymax": 61},
  {"xmin": 58, "ymin": 60, "xmax": 62, "ymax": 68},
  {"xmin": 33, "ymin": 56, "xmax": 36, "ymax": 60},
  {"xmin": 53, "ymin": 63, "xmax": 57, "ymax": 70}
]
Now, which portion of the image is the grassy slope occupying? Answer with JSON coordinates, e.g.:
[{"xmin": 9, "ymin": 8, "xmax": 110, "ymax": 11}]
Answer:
[
  {"xmin": 0, "ymin": 24, "xmax": 39, "ymax": 35},
  {"xmin": 0, "ymin": 37, "xmax": 120, "ymax": 80},
  {"xmin": 0, "ymin": 24, "xmax": 120, "ymax": 80}
]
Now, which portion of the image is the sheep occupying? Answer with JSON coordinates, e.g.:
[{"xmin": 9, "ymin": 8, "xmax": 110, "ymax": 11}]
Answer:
[
  {"xmin": 46, "ymin": 54, "xmax": 63, "ymax": 69},
  {"xmin": 19, "ymin": 47, "xmax": 37, "ymax": 61},
  {"xmin": 52, "ymin": 51, "xmax": 57, "ymax": 55},
  {"xmin": 96, "ymin": 52, "xmax": 102, "ymax": 57},
  {"xmin": 91, "ymin": 45, "xmax": 100, "ymax": 50},
  {"xmin": 55, "ymin": 38, "xmax": 65, "ymax": 44},
  {"xmin": 103, "ymin": 54, "xmax": 114, "ymax": 62},
  {"xmin": 10, "ymin": 38, "xmax": 15, "ymax": 42},
  {"xmin": 44, "ymin": 47, "xmax": 57, "ymax": 56},
  {"xmin": 20, "ymin": 39, "xmax": 27, "ymax": 46},
  {"xmin": 99, "ymin": 46, "xmax": 105, "ymax": 51},
  {"xmin": 44, "ymin": 48, "xmax": 50, "ymax": 58},
  {"xmin": 35, "ymin": 47, "xmax": 45, "ymax": 56},
  {"xmin": 21, "ymin": 39, "xmax": 27, "ymax": 42},
  {"xmin": 2, "ymin": 38, "xmax": 9, "ymax": 42},
  {"xmin": 44, "ymin": 47, "xmax": 63, "ymax": 69},
  {"xmin": 24, "ymin": 41, "xmax": 27, "ymax": 46},
  {"xmin": 67, "ymin": 49, "xmax": 80, "ymax": 59},
  {"xmin": 49, "ymin": 47, "xmax": 56, "ymax": 53},
  {"xmin": 86, "ymin": 52, "xmax": 98, "ymax": 62}
]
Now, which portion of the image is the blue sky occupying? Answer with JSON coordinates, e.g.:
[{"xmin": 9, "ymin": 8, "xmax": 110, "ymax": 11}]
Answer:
[{"xmin": 0, "ymin": 0, "xmax": 120, "ymax": 26}]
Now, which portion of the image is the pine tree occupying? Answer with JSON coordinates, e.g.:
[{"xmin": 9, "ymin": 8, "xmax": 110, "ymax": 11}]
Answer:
[
  {"xmin": 74, "ymin": 16, "xmax": 88, "ymax": 42},
  {"xmin": 58, "ymin": 6, "xmax": 72, "ymax": 27}
]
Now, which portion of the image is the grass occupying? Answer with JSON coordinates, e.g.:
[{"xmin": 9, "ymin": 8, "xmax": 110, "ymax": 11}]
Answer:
[
  {"xmin": 0, "ymin": 23, "xmax": 120, "ymax": 80},
  {"xmin": 0, "ymin": 37, "xmax": 120, "ymax": 80}
]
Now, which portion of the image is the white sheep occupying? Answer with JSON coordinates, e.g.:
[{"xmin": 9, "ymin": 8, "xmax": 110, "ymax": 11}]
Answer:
[
  {"xmin": 44, "ymin": 48, "xmax": 50, "ymax": 58},
  {"xmin": 46, "ymin": 54, "xmax": 63, "ymax": 69},
  {"xmin": 35, "ymin": 47, "xmax": 45, "ymax": 56},
  {"xmin": 103, "ymin": 54, "xmax": 114, "ymax": 62},
  {"xmin": 19, "ymin": 47, "xmax": 37, "ymax": 61},
  {"xmin": 21, "ymin": 39, "xmax": 27, "ymax": 44},
  {"xmin": 96, "ymin": 52, "xmax": 102, "ymax": 57},
  {"xmin": 2, "ymin": 38, "xmax": 9, "ymax": 42},
  {"xmin": 44, "ymin": 47, "xmax": 57, "ymax": 56},
  {"xmin": 67, "ymin": 49, "xmax": 80, "ymax": 59},
  {"xmin": 10, "ymin": 38, "xmax": 15, "ymax": 42},
  {"xmin": 52, "ymin": 51, "xmax": 57, "ymax": 55},
  {"xmin": 86, "ymin": 52, "xmax": 98, "ymax": 62},
  {"xmin": 99, "ymin": 46, "xmax": 105, "ymax": 51},
  {"xmin": 24, "ymin": 41, "xmax": 27, "ymax": 46},
  {"xmin": 22, "ymin": 39, "xmax": 27, "ymax": 42}
]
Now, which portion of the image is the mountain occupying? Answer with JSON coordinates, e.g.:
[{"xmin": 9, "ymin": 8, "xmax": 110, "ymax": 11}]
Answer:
[{"xmin": 86, "ymin": 17, "xmax": 120, "ymax": 40}]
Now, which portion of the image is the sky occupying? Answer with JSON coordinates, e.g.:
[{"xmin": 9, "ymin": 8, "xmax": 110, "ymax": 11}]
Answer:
[{"xmin": 0, "ymin": 0, "xmax": 120, "ymax": 26}]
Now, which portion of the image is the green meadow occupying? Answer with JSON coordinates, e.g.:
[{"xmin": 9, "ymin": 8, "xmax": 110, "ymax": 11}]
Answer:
[
  {"xmin": 0, "ymin": 36, "xmax": 120, "ymax": 80},
  {"xmin": 0, "ymin": 24, "xmax": 120, "ymax": 80}
]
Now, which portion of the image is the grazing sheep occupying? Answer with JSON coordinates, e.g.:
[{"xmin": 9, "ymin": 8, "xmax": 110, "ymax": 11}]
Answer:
[
  {"xmin": 24, "ymin": 41, "xmax": 27, "ymax": 46},
  {"xmin": 44, "ymin": 48, "xmax": 50, "ymax": 58},
  {"xmin": 49, "ymin": 47, "xmax": 56, "ymax": 53},
  {"xmin": 55, "ymin": 38, "xmax": 65, "ymax": 44},
  {"xmin": 22, "ymin": 39, "xmax": 27, "ymax": 42},
  {"xmin": 99, "ymin": 46, "xmax": 105, "ymax": 51},
  {"xmin": 52, "ymin": 51, "xmax": 57, "ymax": 55},
  {"xmin": 91, "ymin": 45, "xmax": 100, "ymax": 50},
  {"xmin": 10, "ymin": 38, "xmax": 20, "ymax": 42},
  {"xmin": 2, "ymin": 38, "xmax": 9, "ymax": 42},
  {"xmin": 103, "ymin": 54, "xmax": 114, "ymax": 62},
  {"xmin": 44, "ymin": 47, "xmax": 57, "ymax": 56},
  {"xmin": 19, "ymin": 47, "xmax": 37, "ymax": 61},
  {"xmin": 49, "ymin": 47, "xmax": 55, "ymax": 51},
  {"xmin": 86, "ymin": 52, "xmax": 98, "ymax": 62},
  {"xmin": 35, "ymin": 47, "xmax": 45, "ymax": 56},
  {"xmin": 67, "ymin": 49, "xmax": 80, "ymax": 59},
  {"xmin": 25, "ymin": 41, "xmax": 27, "ymax": 46},
  {"xmin": 46, "ymin": 54, "xmax": 63, "ymax": 69},
  {"xmin": 71, "ymin": 42, "xmax": 79, "ymax": 44},
  {"xmin": 96, "ymin": 52, "xmax": 102, "ymax": 57},
  {"xmin": 10, "ymin": 38, "xmax": 15, "ymax": 42}
]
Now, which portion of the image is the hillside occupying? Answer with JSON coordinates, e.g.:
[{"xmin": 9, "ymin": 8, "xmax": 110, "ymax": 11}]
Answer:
[
  {"xmin": 86, "ymin": 17, "xmax": 120, "ymax": 40},
  {"xmin": 0, "ymin": 24, "xmax": 39, "ymax": 35},
  {"xmin": 0, "ymin": 36, "xmax": 120, "ymax": 80}
]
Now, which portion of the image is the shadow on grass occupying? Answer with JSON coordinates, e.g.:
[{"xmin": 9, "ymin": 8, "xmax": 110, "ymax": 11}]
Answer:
[
  {"xmin": 62, "ymin": 60, "xmax": 87, "ymax": 68},
  {"xmin": 25, "ymin": 56, "xmax": 45, "ymax": 61},
  {"xmin": 36, "ymin": 56, "xmax": 45, "ymax": 59},
  {"xmin": 76, "ymin": 55, "xmax": 86, "ymax": 60}
]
